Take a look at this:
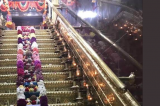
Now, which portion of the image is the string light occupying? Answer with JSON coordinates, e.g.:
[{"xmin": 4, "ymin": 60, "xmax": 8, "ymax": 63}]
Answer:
[
  {"xmin": 139, "ymin": 35, "xmax": 142, "ymax": 37},
  {"xmin": 115, "ymin": 24, "xmax": 117, "ymax": 26},
  {"xmin": 129, "ymin": 34, "xmax": 132, "ymax": 35},
  {"xmin": 120, "ymin": 27, "xmax": 123, "ymax": 29},
  {"xmin": 135, "ymin": 38, "xmax": 138, "ymax": 40}
]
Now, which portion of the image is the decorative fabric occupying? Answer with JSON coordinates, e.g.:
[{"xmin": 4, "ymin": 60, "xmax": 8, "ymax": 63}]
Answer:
[{"xmin": 0, "ymin": 1, "xmax": 46, "ymax": 12}]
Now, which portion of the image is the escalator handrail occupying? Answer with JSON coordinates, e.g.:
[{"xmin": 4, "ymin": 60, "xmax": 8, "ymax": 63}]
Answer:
[
  {"xmin": 60, "ymin": 2, "xmax": 143, "ymax": 71},
  {"xmin": 46, "ymin": 1, "xmax": 140, "ymax": 105}
]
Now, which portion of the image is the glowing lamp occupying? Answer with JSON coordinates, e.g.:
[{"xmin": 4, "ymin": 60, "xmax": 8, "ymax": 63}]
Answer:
[
  {"xmin": 62, "ymin": 41, "xmax": 65, "ymax": 46},
  {"xmin": 124, "ymin": 24, "xmax": 127, "ymax": 27},
  {"xmin": 120, "ymin": 27, "xmax": 123, "ymax": 29},
  {"xmin": 76, "ymin": 66, "xmax": 80, "ymax": 76},
  {"xmin": 87, "ymin": 94, "xmax": 93, "ymax": 101},
  {"xmin": 94, "ymin": 71, "xmax": 97, "ymax": 76},
  {"xmin": 72, "ymin": 58, "xmax": 77, "ymax": 66},
  {"xmin": 63, "ymin": 46, "xmax": 67, "ymax": 52},
  {"xmin": 99, "ymin": 83, "xmax": 105, "ymax": 87},
  {"xmin": 67, "ymin": 50, "xmax": 71, "ymax": 59},
  {"xmin": 77, "ymin": 10, "xmax": 97, "ymax": 19},
  {"xmin": 83, "ymin": 82, "xmax": 87, "ymax": 87},
  {"xmin": 59, "ymin": 36, "xmax": 62, "ymax": 41}
]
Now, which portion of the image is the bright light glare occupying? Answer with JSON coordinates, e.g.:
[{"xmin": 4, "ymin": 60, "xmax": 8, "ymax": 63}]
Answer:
[
  {"xmin": 27, "ymin": 13, "xmax": 32, "ymax": 16},
  {"xmin": 77, "ymin": 11, "xmax": 97, "ymax": 19}
]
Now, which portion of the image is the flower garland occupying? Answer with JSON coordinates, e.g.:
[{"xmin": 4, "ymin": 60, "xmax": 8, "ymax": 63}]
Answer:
[
  {"xmin": 0, "ymin": 4, "xmax": 8, "ymax": 12},
  {"xmin": 16, "ymin": 26, "xmax": 48, "ymax": 106},
  {"xmin": 5, "ymin": 11, "xmax": 13, "ymax": 28},
  {"xmin": 0, "ymin": 1, "xmax": 46, "ymax": 12},
  {"xmin": 17, "ymin": 1, "xmax": 30, "ymax": 12}
]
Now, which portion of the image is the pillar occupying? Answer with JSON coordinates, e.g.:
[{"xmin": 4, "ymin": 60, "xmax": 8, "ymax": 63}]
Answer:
[{"xmin": 52, "ymin": 0, "xmax": 59, "ymax": 24}]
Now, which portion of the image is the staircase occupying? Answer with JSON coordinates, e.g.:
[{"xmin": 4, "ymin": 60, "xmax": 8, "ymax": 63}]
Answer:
[{"xmin": 0, "ymin": 30, "xmax": 81, "ymax": 106}]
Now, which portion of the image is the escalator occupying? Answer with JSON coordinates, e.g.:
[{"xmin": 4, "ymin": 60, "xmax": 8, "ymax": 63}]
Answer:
[{"xmin": 0, "ymin": 1, "xmax": 141, "ymax": 106}]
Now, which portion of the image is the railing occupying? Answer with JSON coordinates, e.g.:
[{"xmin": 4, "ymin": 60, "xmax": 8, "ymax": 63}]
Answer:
[{"xmin": 47, "ymin": 1, "xmax": 140, "ymax": 105}]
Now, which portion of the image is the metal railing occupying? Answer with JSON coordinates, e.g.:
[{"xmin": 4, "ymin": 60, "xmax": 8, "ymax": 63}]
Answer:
[{"xmin": 46, "ymin": 0, "xmax": 140, "ymax": 105}]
